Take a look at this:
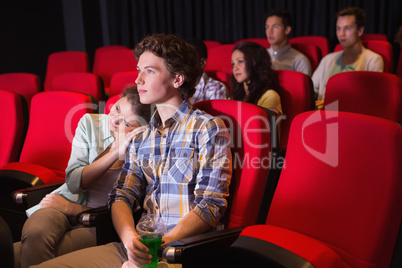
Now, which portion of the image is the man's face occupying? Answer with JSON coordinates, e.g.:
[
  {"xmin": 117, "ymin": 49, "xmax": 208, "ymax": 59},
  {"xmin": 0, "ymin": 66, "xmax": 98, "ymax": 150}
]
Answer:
[
  {"xmin": 135, "ymin": 51, "xmax": 180, "ymax": 106},
  {"xmin": 336, "ymin": 15, "xmax": 364, "ymax": 49},
  {"xmin": 265, "ymin": 16, "xmax": 290, "ymax": 47}
]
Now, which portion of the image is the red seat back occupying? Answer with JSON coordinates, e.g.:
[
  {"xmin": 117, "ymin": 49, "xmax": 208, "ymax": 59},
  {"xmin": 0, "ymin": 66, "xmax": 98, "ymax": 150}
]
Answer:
[
  {"xmin": 275, "ymin": 70, "xmax": 313, "ymax": 150},
  {"xmin": 361, "ymin": 33, "xmax": 388, "ymax": 41},
  {"xmin": 50, "ymin": 72, "xmax": 105, "ymax": 101},
  {"xmin": 0, "ymin": 91, "xmax": 28, "ymax": 167},
  {"xmin": 44, "ymin": 51, "xmax": 90, "ymax": 91},
  {"xmin": 104, "ymin": 94, "xmax": 121, "ymax": 114},
  {"xmin": 204, "ymin": 44, "xmax": 235, "ymax": 74},
  {"xmin": 290, "ymin": 42, "xmax": 321, "ymax": 72},
  {"xmin": 0, "ymin": 73, "xmax": 41, "ymax": 110},
  {"xmin": 234, "ymin": 38, "xmax": 269, "ymax": 48},
  {"xmin": 203, "ymin": 40, "xmax": 222, "ymax": 50},
  {"xmin": 109, "ymin": 71, "xmax": 138, "ymax": 99},
  {"xmin": 324, "ymin": 71, "xmax": 401, "ymax": 124},
  {"xmin": 397, "ymin": 51, "xmax": 402, "ymax": 80},
  {"xmin": 194, "ymin": 100, "xmax": 274, "ymax": 228},
  {"xmin": 267, "ymin": 111, "xmax": 402, "ymax": 267},
  {"xmin": 289, "ymin": 35, "xmax": 330, "ymax": 57},
  {"xmin": 92, "ymin": 48, "xmax": 137, "ymax": 92},
  {"xmin": 19, "ymin": 91, "xmax": 95, "ymax": 181}
]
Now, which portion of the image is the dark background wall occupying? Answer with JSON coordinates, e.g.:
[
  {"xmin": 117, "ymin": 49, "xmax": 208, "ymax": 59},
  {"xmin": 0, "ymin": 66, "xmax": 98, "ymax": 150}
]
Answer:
[{"xmin": 1, "ymin": 0, "xmax": 401, "ymax": 85}]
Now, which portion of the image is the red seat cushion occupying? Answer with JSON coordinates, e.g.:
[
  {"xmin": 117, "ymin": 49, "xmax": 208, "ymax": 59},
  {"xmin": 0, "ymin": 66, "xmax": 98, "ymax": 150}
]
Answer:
[{"xmin": 240, "ymin": 225, "xmax": 350, "ymax": 268}]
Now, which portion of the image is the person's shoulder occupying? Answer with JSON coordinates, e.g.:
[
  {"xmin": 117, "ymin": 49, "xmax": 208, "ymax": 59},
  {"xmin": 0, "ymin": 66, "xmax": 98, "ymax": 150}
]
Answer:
[
  {"xmin": 319, "ymin": 51, "xmax": 342, "ymax": 63},
  {"xmin": 259, "ymin": 89, "xmax": 280, "ymax": 102},
  {"xmin": 190, "ymin": 106, "xmax": 215, "ymax": 121},
  {"xmin": 206, "ymin": 78, "xmax": 227, "ymax": 91},
  {"xmin": 362, "ymin": 47, "xmax": 383, "ymax": 59},
  {"xmin": 289, "ymin": 46, "xmax": 307, "ymax": 58},
  {"xmin": 203, "ymin": 73, "xmax": 226, "ymax": 87},
  {"xmin": 189, "ymin": 106, "xmax": 227, "ymax": 128}
]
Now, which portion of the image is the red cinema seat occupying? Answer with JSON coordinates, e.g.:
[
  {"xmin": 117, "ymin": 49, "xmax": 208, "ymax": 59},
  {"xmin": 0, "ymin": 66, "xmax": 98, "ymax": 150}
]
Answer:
[
  {"xmin": 92, "ymin": 48, "xmax": 137, "ymax": 94},
  {"xmin": 0, "ymin": 73, "xmax": 41, "ymax": 110},
  {"xmin": 0, "ymin": 91, "xmax": 96, "ymax": 189},
  {"xmin": 204, "ymin": 44, "xmax": 235, "ymax": 74},
  {"xmin": 109, "ymin": 71, "xmax": 138, "ymax": 99},
  {"xmin": 324, "ymin": 71, "xmax": 401, "ymax": 124},
  {"xmin": 228, "ymin": 111, "xmax": 402, "ymax": 268},
  {"xmin": 50, "ymin": 72, "xmax": 105, "ymax": 102},
  {"xmin": 290, "ymin": 42, "xmax": 321, "ymax": 72},
  {"xmin": 361, "ymin": 33, "xmax": 388, "ymax": 41},
  {"xmin": 44, "ymin": 51, "xmax": 90, "ymax": 92},
  {"xmin": 234, "ymin": 38, "xmax": 270, "ymax": 48},
  {"xmin": 275, "ymin": 70, "xmax": 314, "ymax": 150},
  {"xmin": 0, "ymin": 91, "xmax": 28, "ymax": 168},
  {"xmin": 203, "ymin": 40, "xmax": 222, "ymax": 50},
  {"xmin": 104, "ymin": 94, "xmax": 121, "ymax": 114},
  {"xmin": 289, "ymin": 35, "xmax": 330, "ymax": 57}
]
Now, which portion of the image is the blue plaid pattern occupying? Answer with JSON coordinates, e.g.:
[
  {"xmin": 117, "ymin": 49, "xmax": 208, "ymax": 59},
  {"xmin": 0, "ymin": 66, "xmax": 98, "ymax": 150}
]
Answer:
[{"xmin": 189, "ymin": 73, "xmax": 229, "ymax": 104}]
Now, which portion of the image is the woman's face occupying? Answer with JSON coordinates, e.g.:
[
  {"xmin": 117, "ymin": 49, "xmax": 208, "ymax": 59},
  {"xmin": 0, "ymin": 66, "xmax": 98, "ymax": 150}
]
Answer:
[
  {"xmin": 231, "ymin": 50, "xmax": 248, "ymax": 84},
  {"xmin": 108, "ymin": 97, "xmax": 141, "ymax": 133}
]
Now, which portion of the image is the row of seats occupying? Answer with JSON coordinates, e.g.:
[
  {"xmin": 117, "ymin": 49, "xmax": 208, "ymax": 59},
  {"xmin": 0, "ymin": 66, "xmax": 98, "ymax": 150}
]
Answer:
[
  {"xmin": 1, "ymin": 69, "xmax": 400, "ymax": 173},
  {"xmin": 204, "ymin": 36, "xmax": 396, "ymax": 75},
  {"xmin": 0, "ymin": 70, "xmax": 137, "ymax": 108},
  {"xmin": 44, "ymin": 45, "xmax": 137, "ymax": 94},
  {"xmin": 0, "ymin": 94, "xmax": 401, "ymax": 267},
  {"xmin": 1, "ymin": 33, "xmax": 398, "ymax": 110}
]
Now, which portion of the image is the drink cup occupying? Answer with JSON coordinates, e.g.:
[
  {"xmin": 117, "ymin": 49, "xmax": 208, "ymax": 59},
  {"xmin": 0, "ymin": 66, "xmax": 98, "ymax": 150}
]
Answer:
[{"xmin": 136, "ymin": 216, "xmax": 166, "ymax": 268}]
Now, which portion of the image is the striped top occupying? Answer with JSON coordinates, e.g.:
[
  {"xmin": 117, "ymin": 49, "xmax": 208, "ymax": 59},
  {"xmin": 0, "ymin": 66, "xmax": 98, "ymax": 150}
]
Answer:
[{"xmin": 108, "ymin": 100, "xmax": 232, "ymax": 232}]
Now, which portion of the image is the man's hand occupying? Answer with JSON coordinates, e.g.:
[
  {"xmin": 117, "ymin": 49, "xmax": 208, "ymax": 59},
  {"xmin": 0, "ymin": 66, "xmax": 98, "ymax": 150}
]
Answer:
[{"xmin": 123, "ymin": 233, "xmax": 153, "ymax": 267}]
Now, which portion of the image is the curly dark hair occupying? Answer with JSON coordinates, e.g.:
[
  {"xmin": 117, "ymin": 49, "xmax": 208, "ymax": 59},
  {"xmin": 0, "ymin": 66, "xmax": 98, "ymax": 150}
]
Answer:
[
  {"xmin": 134, "ymin": 34, "xmax": 202, "ymax": 100},
  {"xmin": 231, "ymin": 41, "xmax": 279, "ymax": 105}
]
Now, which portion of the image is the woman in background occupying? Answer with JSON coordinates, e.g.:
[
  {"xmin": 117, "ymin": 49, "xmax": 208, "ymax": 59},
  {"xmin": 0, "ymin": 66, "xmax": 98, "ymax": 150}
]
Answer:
[{"xmin": 231, "ymin": 41, "xmax": 283, "ymax": 117}]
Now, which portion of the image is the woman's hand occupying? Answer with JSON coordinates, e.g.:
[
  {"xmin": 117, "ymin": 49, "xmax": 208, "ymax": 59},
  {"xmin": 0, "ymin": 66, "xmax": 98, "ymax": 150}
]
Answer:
[
  {"xmin": 113, "ymin": 126, "xmax": 147, "ymax": 157},
  {"xmin": 40, "ymin": 194, "xmax": 72, "ymax": 215}
]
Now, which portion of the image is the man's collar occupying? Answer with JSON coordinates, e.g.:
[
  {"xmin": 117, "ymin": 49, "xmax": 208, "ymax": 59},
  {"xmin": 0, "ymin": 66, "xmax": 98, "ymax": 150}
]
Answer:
[{"xmin": 149, "ymin": 99, "xmax": 192, "ymax": 129}]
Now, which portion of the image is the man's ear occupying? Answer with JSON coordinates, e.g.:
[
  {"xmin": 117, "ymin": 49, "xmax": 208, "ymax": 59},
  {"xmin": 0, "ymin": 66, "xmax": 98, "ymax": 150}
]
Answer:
[
  {"xmin": 358, "ymin": 26, "xmax": 365, "ymax": 37},
  {"xmin": 173, "ymin": 74, "xmax": 185, "ymax": 88},
  {"xmin": 285, "ymin": 26, "xmax": 292, "ymax": 36}
]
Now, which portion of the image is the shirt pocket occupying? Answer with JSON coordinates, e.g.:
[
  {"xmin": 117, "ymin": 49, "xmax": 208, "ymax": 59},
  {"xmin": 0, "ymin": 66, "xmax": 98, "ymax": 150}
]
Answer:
[
  {"xmin": 137, "ymin": 153, "xmax": 162, "ymax": 184},
  {"xmin": 168, "ymin": 147, "xmax": 195, "ymax": 183}
]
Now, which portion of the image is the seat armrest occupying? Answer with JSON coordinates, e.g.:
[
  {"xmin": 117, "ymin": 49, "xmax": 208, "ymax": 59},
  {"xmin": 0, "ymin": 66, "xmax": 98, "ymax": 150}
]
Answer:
[
  {"xmin": 12, "ymin": 181, "xmax": 64, "ymax": 208},
  {"xmin": 159, "ymin": 226, "xmax": 244, "ymax": 267},
  {"xmin": 76, "ymin": 206, "xmax": 109, "ymax": 227},
  {"xmin": 227, "ymin": 236, "xmax": 314, "ymax": 268},
  {"xmin": 77, "ymin": 206, "xmax": 120, "ymax": 245}
]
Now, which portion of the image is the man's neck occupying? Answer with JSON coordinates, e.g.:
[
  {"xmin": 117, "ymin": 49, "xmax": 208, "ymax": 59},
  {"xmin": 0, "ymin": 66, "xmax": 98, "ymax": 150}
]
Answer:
[
  {"xmin": 342, "ymin": 42, "xmax": 363, "ymax": 65},
  {"xmin": 156, "ymin": 96, "xmax": 184, "ymax": 127},
  {"xmin": 271, "ymin": 40, "xmax": 289, "ymax": 51}
]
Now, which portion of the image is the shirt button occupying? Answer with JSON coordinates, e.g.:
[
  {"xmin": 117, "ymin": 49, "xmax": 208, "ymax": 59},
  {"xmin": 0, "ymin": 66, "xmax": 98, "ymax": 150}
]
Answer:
[
  {"xmin": 163, "ymin": 134, "xmax": 167, "ymax": 138},
  {"xmin": 184, "ymin": 153, "xmax": 187, "ymax": 157}
]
